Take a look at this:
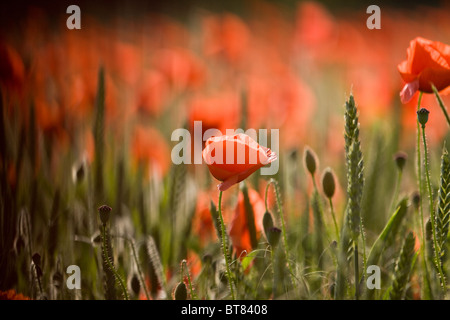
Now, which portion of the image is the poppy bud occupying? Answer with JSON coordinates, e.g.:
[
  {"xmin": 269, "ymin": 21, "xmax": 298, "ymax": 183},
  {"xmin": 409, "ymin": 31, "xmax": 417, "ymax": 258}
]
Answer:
[
  {"xmin": 417, "ymin": 108, "xmax": 430, "ymax": 127},
  {"xmin": 98, "ymin": 205, "xmax": 112, "ymax": 225},
  {"xmin": 303, "ymin": 146, "xmax": 318, "ymax": 176},
  {"xmin": 32, "ymin": 253, "xmax": 41, "ymax": 267},
  {"xmin": 321, "ymin": 167, "xmax": 336, "ymax": 199},
  {"xmin": 394, "ymin": 152, "xmax": 407, "ymax": 171},
  {"xmin": 263, "ymin": 210, "xmax": 274, "ymax": 238},
  {"xmin": 267, "ymin": 227, "xmax": 281, "ymax": 247},
  {"xmin": 411, "ymin": 191, "xmax": 420, "ymax": 210},
  {"xmin": 425, "ymin": 218, "xmax": 432, "ymax": 241},
  {"xmin": 330, "ymin": 240, "xmax": 338, "ymax": 250},
  {"xmin": 130, "ymin": 274, "xmax": 141, "ymax": 296},
  {"xmin": 202, "ymin": 254, "xmax": 213, "ymax": 265},
  {"xmin": 173, "ymin": 282, "xmax": 188, "ymax": 300}
]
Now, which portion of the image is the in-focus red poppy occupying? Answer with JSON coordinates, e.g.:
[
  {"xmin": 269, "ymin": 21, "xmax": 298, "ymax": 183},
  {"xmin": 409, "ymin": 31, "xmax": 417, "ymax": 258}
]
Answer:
[
  {"xmin": 229, "ymin": 187, "xmax": 265, "ymax": 258},
  {"xmin": 202, "ymin": 133, "xmax": 277, "ymax": 191},
  {"xmin": 398, "ymin": 37, "xmax": 450, "ymax": 103}
]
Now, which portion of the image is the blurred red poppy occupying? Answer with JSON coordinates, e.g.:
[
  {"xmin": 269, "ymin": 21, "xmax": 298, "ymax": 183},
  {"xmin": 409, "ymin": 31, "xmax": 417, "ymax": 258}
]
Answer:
[
  {"xmin": 0, "ymin": 290, "xmax": 30, "ymax": 300},
  {"xmin": 192, "ymin": 191, "xmax": 216, "ymax": 245},
  {"xmin": 202, "ymin": 13, "xmax": 250, "ymax": 64},
  {"xmin": 131, "ymin": 126, "xmax": 170, "ymax": 177},
  {"xmin": 202, "ymin": 133, "xmax": 277, "ymax": 191},
  {"xmin": 188, "ymin": 91, "xmax": 240, "ymax": 138},
  {"xmin": 229, "ymin": 187, "xmax": 265, "ymax": 257},
  {"xmin": 398, "ymin": 37, "xmax": 450, "ymax": 103},
  {"xmin": 0, "ymin": 42, "xmax": 25, "ymax": 95}
]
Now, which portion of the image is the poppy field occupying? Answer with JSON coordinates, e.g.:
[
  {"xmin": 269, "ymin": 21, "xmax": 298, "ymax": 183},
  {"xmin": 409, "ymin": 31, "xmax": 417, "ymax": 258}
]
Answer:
[{"xmin": 1, "ymin": 0, "xmax": 450, "ymax": 301}]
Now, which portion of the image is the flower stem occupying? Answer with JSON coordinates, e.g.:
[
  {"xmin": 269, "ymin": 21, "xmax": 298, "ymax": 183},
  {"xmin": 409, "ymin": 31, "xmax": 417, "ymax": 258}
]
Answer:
[
  {"xmin": 421, "ymin": 125, "xmax": 447, "ymax": 293},
  {"xmin": 217, "ymin": 190, "xmax": 235, "ymax": 300},
  {"xmin": 268, "ymin": 179, "xmax": 296, "ymax": 290},
  {"xmin": 354, "ymin": 243, "xmax": 359, "ymax": 300},
  {"xmin": 328, "ymin": 198, "xmax": 340, "ymax": 241},
  {"xmin": 117, "ymin": 235, "xmax": 150, "ymax": 300},
  {"xmin": 101, "ymin": 224, "xmax": 129, "ymax": 300},
  {"xmin": 182, "ymin": 260, "xmax": 197, "ymax": 300},
  {"xmin": 432, "ymin": 85, "xmax": 450, "ymax": 127},
  {"xmin": 389, "ymin": 170, "xmax": 403, "ymax": 216}
]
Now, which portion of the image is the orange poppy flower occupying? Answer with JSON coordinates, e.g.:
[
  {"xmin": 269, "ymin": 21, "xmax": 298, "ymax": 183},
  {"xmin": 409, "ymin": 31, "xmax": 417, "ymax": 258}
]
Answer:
[
  {"xmin": 229, "ymin": 188, "xmax": 266, "ymax": 257},
  {"xmin": 202, "ymin": 133, "xmax": 277, "ymax": 191},
  {"xmin": 398, "ymin": 37, "xmax": 450, "ymax": 103}
]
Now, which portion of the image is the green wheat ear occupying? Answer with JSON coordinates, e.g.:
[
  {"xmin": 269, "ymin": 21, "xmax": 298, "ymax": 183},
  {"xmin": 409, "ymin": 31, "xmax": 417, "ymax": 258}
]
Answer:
[
  {"xmin": 389, "ymin": 232, "xmax": 418, "ymax": 300},
  {"xmin": 344, "ymin": 94, "xmax": 364, "ymax": 241},
  {"xmin": 335, "ymin": 93, "xmax": 365, "ymax": 300},
  {"xmin": 436, "ymin": 143, "xmax": 450, "ymax": 272}
]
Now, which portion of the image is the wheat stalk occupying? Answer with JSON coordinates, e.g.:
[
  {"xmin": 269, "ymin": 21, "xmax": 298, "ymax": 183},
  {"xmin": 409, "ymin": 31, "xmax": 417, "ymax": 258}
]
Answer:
[{"xmin": 389, "ymin": 232, "xmax": 417, "ymax": 300}]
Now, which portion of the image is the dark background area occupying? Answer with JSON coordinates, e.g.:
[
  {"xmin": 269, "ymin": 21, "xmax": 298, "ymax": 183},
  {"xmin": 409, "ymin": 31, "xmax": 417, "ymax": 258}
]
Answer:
[{"xmin": 0, "ymin": 0, "xmax": 445, "ymax": 27}]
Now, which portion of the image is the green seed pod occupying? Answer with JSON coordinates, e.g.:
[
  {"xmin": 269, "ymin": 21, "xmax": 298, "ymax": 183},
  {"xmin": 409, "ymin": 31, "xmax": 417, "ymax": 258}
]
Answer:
[
  {"xmin": 330, "ymin": 240, "xmax": 338, "ymax": 250},
  {"xmin": 173, "ymin": 281, "xmax": 188, "ymax": 300},
  {"xmin": 394, "ymin": 151, "xmax": 407, "ymax": 172},
  {"xmin": 98, "ymin": 205, "xmax": 112, "ymax": 225},
  {"xmin": 32, "ymin": 253, "xmax": 42, "ymax": 267},
  {"xmin": 425, "ymin": 218, "xmax": 432, "ymax": 241},
  {"xmin": 411, "ymin": 191, "xmax": 420, "ymax": 211},
  {"xmin": 321, "ymin": 167, "xmax": 336, "ymax": 199},
  {"xmin": 267, "ymin": 227, "xmax": 281, "ymax": 247},
  {"xmin": 130, "ymin": 274, "xmax": 141, "ymax": 296},
  {"xmin": 417, "ymin": 108, "xmax": 430, "ymax": 127},
  {"xmin": 263, "ymin": 211, "xmax": 274, "ymax": 239},
  {"xmin": 303, "ymin": 146, "xmax": 318, "ymax": 176}
]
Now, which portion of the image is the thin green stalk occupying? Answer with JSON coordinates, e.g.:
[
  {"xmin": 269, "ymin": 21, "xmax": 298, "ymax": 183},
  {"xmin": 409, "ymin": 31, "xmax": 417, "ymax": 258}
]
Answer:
[
  {"xmin": 217, "ymin": 190, "xmax": 235, "ymax": 300},
  {"xmin": 268, "ymin": 178, "xmax": 296, "ymax": 290},
  {"xmin": 416, "ymin": 92, "xmax": 432, "ymax": 299},
  {"xmin": 389, "ymin": 170, "xmax": 403, "ymax": 216},
  {"xmin": 432, "ymin": 84, "xmax": 450, "ymax": 127},
  {"xmin": 117, "ymin": 236, "xmax": 150, "ymax": 300},
  {"xmin": 328, "ymin": 198, "xmax": 340, "ymax": 241},
  {"xmin": 354, "ymin": 243, "xmax": 359, "ymax": 300},
  {"xmin": 271, "ymin": 246, "xmax": 276, "ymax": 298},
  {"xmin": 421, "ymin": 125, "xmax": 447, "ymax": 293},
  {"xmin": 101, "ymin": 224, "xmax": 129, "ymax": 300},
  {"xmin": 182, "ymin": 259, "xmax": 197, "ymax": 300}
]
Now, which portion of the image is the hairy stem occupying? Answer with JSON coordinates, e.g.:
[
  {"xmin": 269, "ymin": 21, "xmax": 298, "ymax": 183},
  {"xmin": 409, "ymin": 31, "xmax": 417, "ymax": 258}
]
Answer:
[
  {"xmin": 101, "ymin": 224, "xmax": 129, "ymax": 300},
  {"xmin": 217, "ymin": 190, "xmax": 235, "ymax": 300},
  {"xmin": 432, "ymin": 85, "xmax": 450, "ymax": 127},
  {"xmin": 268, "ymin": 178, "xmax": 296, "ymax": 290},
  {"xmin": 421, "ymin": 126, "xmax": 447, "ymax": 293}
]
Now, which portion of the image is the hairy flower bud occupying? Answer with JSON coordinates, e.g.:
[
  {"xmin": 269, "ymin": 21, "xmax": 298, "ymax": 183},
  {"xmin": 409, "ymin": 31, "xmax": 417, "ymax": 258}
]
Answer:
[
  {"xmin": 321, "ymin": 167, "xmax": 336, "ymax": 199},
  {"xmin": 303, "ymin": 146, "xmax": 318, "ymax": 176},
  {"xmin": 98, "ymin": 205, "xmax": 112, "ymax": 225},
  {"xmin": 417, "ymin": 108, "xmax": 430, "ymax": 127}
]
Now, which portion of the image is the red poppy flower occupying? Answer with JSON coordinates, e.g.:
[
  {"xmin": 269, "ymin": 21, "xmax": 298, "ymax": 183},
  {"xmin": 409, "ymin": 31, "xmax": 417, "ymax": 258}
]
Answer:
[
  {"xmin": 202, "ymin": 133, "xmax": 277, "ymax": 191},
  {"xmin": 398, "ymin": 37, "xmax": 450, "ymax": 103}
]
